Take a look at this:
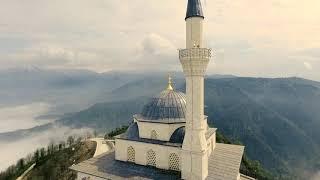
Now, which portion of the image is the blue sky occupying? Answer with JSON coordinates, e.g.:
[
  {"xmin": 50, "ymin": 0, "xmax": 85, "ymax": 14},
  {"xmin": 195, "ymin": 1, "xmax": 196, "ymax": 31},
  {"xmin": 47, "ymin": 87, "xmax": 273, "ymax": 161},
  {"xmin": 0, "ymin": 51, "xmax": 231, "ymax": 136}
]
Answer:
[{"xmin": 0, "ymin": 0, "xmax": 319, "ymax": 80}]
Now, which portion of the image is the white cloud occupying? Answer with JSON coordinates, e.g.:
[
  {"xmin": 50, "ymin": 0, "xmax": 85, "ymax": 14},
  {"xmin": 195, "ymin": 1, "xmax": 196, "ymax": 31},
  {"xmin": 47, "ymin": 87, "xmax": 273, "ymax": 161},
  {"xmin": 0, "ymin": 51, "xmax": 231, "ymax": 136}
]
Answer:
[
  {"xmin": 0, "ymin": 0, "xmax": 319, "ymax": 80},
  {"xmin": 139, "ymin": 33, "xmax": 176, "ymax": 55},
  {"xmin": 0, "ymin": 103, "xmax": 52, "ymax": 133},
  {"xmin": 0, "ymin": 125, "xmax": 93, "ymax": 171},
  {"xmin": 304, "ymin": 62, "xmax": 313, "ymax": 70}
]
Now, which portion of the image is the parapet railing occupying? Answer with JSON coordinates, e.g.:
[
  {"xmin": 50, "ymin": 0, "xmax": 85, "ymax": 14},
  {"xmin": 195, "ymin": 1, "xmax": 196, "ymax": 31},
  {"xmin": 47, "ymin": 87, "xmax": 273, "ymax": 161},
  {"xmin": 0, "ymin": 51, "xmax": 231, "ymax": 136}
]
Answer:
[{"xmin": 179, "ymin": 48, "xmax": 212, "ymax": 59}]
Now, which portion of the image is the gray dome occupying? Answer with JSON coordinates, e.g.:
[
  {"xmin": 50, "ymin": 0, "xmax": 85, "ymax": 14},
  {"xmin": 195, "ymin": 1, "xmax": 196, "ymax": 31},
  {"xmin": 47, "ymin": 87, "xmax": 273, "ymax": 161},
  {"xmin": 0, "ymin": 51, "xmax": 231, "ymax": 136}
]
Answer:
[
  {"xmin": 140, "ymin": 88, "xmax": 186, "ymax": 122},
  {"xmin": 125, "ymin": 122, "xmax": 139, "ymax": 140},
  {"xmin": 169, "ymin": 127, "xmax": 185, "ymax": 144}
]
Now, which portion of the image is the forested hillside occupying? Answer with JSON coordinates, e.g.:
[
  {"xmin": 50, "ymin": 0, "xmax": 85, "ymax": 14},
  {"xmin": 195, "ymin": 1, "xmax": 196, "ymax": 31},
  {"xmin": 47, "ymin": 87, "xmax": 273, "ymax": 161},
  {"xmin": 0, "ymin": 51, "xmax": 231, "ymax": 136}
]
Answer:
[
  {"xmin": 203, "ymin": 78, "xmax": 320, "ymax": 178},
  {"xmin": 0, "ymin": 137, "xmax": 95, "ymax": 180}
]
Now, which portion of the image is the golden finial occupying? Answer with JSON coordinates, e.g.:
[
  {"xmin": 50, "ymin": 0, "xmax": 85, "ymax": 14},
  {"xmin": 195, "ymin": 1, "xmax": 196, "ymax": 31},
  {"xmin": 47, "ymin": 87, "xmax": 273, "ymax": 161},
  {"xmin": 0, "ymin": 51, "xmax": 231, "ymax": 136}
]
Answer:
[{"xmin": 167, "ymin": 74, "xmax": 174, "ymax": 90}]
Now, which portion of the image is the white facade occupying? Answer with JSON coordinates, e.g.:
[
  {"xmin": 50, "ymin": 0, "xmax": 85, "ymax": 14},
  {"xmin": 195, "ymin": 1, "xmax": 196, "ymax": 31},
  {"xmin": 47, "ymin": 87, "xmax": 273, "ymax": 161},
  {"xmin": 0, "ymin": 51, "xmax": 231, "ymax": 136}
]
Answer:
[
  {"xmin": 115, "ymin": 131, "xmax": 215, "ymax": 172},
  {"xmin": 137, "ymin": 121, "xmax": 185, "ymax": 141},
  {"xmin": 115, "ymin": 138, "xmax": 182, "ymax": 170}
]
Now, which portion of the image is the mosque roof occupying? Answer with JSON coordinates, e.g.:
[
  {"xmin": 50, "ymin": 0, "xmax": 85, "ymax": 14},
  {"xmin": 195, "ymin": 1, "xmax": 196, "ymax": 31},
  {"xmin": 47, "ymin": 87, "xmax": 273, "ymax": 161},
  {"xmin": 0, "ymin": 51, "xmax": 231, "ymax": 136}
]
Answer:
[
  {"xmin": 124, "ymin": 122, "xmax": 139, "ymax": 140},
  {"xmin": 70, "ymin": 143, "xmax": 246, "ymax": 180},
  {"xmin": 168, "ymin": 127, "xmax": 216, "ymax": 144},
  {"xmin": 169, "ymin": 126, "xmax": 185, "ymax": 144},
  {"xmin": 119, "ymin": 123, "xmax": 216, "ymax": 147},
  {"xmin": 186, "ymin": 0, "xmax": 204, "ymax": 20}
]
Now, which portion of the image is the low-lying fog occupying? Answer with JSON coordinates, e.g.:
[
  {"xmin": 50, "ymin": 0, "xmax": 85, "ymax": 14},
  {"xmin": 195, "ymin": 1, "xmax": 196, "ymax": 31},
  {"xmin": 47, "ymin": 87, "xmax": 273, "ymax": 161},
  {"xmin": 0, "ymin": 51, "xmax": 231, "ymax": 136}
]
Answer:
[
  {"xmin": 0, "ymin": 103, "xmax": 93, "ymax": 171},
  {"xmin": 0, "ymin": 126, "xmax": 92, "ymax": 171},
  {"xmin": 0, "ymin": 68, "xmax": 116, "ymax": 171},
  {"xmin": 0, "ymin": 103, "xmax": 53, "ymax": 133}
]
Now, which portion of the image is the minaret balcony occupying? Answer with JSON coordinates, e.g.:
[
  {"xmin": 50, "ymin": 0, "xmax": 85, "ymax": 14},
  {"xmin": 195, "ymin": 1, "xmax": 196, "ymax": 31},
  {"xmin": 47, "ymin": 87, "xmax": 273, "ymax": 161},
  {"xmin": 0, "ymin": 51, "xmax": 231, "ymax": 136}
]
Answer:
[
  {"xmin": 179, "ymin": 48, "xmax": 212, "ymax": 59},
  {"xmin": 179, "ymin": 48, "xmax": 212, "ymax": 76}
]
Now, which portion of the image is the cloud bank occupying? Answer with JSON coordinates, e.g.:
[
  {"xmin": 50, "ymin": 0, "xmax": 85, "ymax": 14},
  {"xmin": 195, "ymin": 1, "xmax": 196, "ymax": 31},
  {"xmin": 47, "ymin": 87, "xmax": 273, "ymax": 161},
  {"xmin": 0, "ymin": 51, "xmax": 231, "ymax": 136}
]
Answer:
[
  {"xmin": 0, "ymin": 103, "xmax": 52, "ymax": 133},
  {"xmin": 0, "ymin": 125, "xmax": 93, "ymax": 171},
  {"xmin": 0, "ymin": 0, "xmax": 319, "ymax": 80}
]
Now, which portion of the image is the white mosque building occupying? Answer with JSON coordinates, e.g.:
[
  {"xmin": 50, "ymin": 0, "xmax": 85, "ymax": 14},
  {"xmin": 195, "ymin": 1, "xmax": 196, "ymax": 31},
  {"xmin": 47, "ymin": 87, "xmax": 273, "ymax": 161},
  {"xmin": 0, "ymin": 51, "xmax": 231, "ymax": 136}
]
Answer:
[{"xmin": 70, "ymin": 0, "xmax": 255, "ymax": 179}]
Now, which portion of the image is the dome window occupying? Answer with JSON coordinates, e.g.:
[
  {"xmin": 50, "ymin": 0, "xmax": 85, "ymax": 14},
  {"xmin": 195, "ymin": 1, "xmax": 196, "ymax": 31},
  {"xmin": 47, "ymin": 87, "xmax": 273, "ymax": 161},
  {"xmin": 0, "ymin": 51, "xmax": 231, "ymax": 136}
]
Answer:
[{"xmin": 150, "ymin": 130, "xmax": 158, "ymax": 140}]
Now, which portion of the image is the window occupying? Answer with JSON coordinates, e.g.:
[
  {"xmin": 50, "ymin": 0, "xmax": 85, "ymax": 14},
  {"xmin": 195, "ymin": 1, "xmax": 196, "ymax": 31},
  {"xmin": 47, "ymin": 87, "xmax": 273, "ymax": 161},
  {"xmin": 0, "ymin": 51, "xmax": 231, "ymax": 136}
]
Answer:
[
  {"xmin": 169, "ymin": 153, "xmax": 180, "ymax": 171},
  {"xmin": 151, "ymin": 130, "xmax": 158, "ymax": 140},
  {"xmin": 146, "ymin": 149, "xmax": 156, "ymax": 167},
  {"xmin": 127, "ymin": 146, "xmax": 135, "ymax": 162}
]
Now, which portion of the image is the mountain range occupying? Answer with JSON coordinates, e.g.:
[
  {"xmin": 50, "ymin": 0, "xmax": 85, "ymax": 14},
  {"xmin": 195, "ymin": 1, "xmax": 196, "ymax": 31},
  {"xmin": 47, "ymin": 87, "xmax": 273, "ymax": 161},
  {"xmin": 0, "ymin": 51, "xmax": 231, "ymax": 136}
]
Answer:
[{"xmin": 0, "ymin": 69, "xmax": 319, "ymax": 179}]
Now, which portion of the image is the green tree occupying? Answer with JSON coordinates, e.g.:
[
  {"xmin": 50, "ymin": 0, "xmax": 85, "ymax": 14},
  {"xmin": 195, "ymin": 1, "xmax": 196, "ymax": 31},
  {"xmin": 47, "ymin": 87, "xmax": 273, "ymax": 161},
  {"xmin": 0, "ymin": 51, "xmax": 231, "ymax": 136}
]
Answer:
[
  {"xmin": 76, "ymin": 137, "xmax": 83, "ymax": 144},
  {"xmin": 67, "ymin": 136, "xmax": 75, "ymax": 146},
  {"xmin": 47, "ymin": 142, "xmax": 56, "ymax": 155},
  {"xmin": 40, "ymin": 148, "xmax": 46, "ymax": 158},
  {"xmin": 105, "ymin": 125, "xmax": 128, "ymax": 138},
  {"xmin": 58, "ymin": 142, "xmax": 65, "ymax": 151},
  {"xmin": 33, "ymin": 149, "xmax": 40, "ymax": 163},
  {"xmin": 59, "ymin": 141, "xmax": 66, "ymax": 150},
  {"xmin": 25, "ymin": 154, "xmax": 33, "ymax": 164},
  {"xmin": 16, "ymin": 158, "xmax": 25, "ymax": 171}
]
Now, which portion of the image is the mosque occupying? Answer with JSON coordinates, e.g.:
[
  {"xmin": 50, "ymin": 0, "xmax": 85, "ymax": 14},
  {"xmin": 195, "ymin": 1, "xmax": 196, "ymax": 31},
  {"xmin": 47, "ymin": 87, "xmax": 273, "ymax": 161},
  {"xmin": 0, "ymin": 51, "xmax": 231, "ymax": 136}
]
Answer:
[{"xmin": 70, "ymin": 0, "xmax": 254, "ymax": 179}]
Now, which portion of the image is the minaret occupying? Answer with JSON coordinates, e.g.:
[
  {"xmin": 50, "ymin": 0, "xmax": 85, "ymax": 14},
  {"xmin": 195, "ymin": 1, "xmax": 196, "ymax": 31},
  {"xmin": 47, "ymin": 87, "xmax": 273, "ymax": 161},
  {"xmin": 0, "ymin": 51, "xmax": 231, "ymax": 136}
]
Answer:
[{"xmin": 180, "ymin": 0, "xmax": 212, "ymax": 179}]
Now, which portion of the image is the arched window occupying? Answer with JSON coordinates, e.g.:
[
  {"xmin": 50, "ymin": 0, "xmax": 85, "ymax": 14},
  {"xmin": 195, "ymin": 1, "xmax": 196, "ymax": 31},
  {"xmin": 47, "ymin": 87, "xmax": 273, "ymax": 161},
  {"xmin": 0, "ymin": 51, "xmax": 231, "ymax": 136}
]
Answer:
[
  {"xmin": 127, "ymin": 146, "xmax": 135, "ymax": 162},
  {"xmin": 146, "ymin": 149, "xmax": 156, "ymax": 167},
  {"xmin": 169, "ymin": 153, "xmax": 180, "ymax": 171},
  {"xmin": 151, "ymin": 130, "xmax": 158, "ymax": 140}
]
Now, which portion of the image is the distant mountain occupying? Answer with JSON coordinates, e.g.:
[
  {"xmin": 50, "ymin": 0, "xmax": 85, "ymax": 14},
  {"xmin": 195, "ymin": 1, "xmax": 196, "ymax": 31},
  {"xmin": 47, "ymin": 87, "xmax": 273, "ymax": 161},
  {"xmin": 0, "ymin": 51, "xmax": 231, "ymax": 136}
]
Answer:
[
  {"xmin": 0, "ymin": 68, "xmax": 233, "ymax": 114},
  {"xmin": 0, "ymin": 123, "xmax": 54, "ymax": 142},
  {"xmin": 0, "ymin": 68, "xmax": 104, "ymax": 112},
  {"xmin": 202, "ymin": 77, "xmax": 320, "ymax": 177},
  {"xmin": 105, "ymin": 76, "xmax": 185, "ymax": 102},
  {"xmin": 208, "ymin": 74, "xmax": 237, "ymax": 79},
  {"xmin": 0, "ymin": 68, "xmax": 153, "ymax": 114},
  {"xmin": 59, "ymin": 97, "xmax": 149, "ymax": 132}
]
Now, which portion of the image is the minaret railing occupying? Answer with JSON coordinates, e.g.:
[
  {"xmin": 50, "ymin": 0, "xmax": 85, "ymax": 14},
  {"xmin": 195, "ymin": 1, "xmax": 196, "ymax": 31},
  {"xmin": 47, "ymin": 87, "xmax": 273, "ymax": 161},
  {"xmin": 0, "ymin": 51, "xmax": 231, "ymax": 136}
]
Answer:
[{"xmin": 179, "ymin": 48, "xmax": 212, "ymax": 59}]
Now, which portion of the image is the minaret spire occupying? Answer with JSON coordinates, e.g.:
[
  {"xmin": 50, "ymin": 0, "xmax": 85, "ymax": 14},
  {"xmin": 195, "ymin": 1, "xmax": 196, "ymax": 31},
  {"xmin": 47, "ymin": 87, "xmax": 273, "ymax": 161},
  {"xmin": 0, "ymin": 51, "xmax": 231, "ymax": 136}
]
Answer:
[
  {"xmin": 185, "ymin": 0, "xmax": 205, "ymax": 49},
  {"xmin": 166, "ymin": 75, "xmax": 174, "ymax": 90},
  {"xmin": 180, "ymin": 0, "xmax": 212, "ymax": 179},
  {"xmin": 185, "ymin": 0, "xmax": 204, "ymax": 20}
]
